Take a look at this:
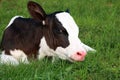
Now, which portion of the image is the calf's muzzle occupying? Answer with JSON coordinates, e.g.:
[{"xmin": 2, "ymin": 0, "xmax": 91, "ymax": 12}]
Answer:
[{"xmin": 70, "ymin": 51, "xmax": 87, "ymax": 61}]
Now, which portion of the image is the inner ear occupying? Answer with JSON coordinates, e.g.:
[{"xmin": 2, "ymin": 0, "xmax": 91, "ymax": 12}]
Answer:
[{"xmin": 27, "ymin": 1, "xmax": 46, "ymax": 21}]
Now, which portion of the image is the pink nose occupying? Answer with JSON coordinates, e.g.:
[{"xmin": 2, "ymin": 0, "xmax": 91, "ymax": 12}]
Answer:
[{"xmin": 70, "ymin": 51, "xmax": 87, "ymax": 61}]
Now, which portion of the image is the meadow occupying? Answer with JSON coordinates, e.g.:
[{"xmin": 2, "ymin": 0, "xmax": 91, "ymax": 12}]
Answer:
[{"xmin": 0, "ymin": 0, "xmax": 120, "ymax": 80}]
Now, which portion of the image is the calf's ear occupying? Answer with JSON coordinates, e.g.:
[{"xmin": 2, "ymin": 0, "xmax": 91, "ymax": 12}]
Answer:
[
  {"xmin": 27, "ymin": 1, "xmax": 46, "ymax": 21},
  {"xmin": 65, "ymin": 9, "xmax": 70, "ymax": 13}
]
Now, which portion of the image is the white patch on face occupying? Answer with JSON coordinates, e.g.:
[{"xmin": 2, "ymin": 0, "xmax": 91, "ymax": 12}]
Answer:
[
  {"xmin": 0, "ymin": 51, "xmax": 19, "ymax": 65},
  {"xmin": 55, "ymin": 12, "xmax": 95, "ymax": 61},
  {"xmin": 6, "ymin": 16, "xmax": 23, "ymax": 28},
  {"xmin": 10, "ymin": 49, "xmax": 29, "ymax": 64}
]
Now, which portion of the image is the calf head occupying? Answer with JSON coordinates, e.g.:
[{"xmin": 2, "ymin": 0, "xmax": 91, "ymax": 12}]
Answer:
[{"xmin": 28, "ymin": 1, "xmax": 95, "ymax": 62}]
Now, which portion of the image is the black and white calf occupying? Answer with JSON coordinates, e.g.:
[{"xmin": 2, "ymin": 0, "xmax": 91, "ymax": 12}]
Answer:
[{"xmin": 0, "ymin": 1, "xmax": 95, "ymax": 65}]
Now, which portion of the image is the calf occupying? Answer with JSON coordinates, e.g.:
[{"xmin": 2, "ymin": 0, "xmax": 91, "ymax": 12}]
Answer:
[{"xmin": 0, "ymin": 1, "xmax": 95, "ymax": 65}]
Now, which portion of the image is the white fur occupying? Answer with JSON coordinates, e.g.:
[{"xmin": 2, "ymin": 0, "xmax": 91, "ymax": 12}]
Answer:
[
  {"xmin": 38, "ymin": 37, "xmax": 57, "ymax": 60},
  {"xmin": 38, "ymin": 37, "xmax": 66, "ymax": 62},
  {"xmin": 6, "ymin": 16, "xmax": 23, "ymax": 28},
  {"xmin": 0, "ymin": 51, "xmax": 19, "ymax": 65},
  {"xmin": 0, "ymin": 49, "xmax": 29, "ymax": 65},
  {"xmin": 10, "ymin": 49, "xmax": 29, "ymax": 64},
  {"xmin": 81, "ymin": 43, "xmax": 96, "ymax": 52}
]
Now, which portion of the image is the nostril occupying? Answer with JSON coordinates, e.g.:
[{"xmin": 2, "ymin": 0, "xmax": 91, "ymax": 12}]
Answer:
[
  {"xmin": 76, "ymin": 51, "xmax": 87, "ymax": 57},
  {"xmin": 76, "ymin": 52, "xmax": 82, "ymax": 56},
  {"xmin": 70, "ymin": 51, "xmax": 87, "ymax": 61}
]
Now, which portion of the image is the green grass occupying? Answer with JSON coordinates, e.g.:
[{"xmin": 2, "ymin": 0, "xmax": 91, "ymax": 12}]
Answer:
[{"xmin": 0, "ymin": 0, "xmax": 120, "ymax": 80}]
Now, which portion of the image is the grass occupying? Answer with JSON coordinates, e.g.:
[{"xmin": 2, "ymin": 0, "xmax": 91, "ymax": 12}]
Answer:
[{"xmin": 0, "ymin": 0, "xmax": 120, "ymax": 80}]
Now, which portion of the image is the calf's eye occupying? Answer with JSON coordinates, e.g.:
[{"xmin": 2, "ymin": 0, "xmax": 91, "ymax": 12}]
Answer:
[
  {"xmin": 60, "ymin": 29, "xmax": 68, "ymax": 36},
  {"xmin": 53, "ymin": 27, "xmax": 68, "ymax": 36}
]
